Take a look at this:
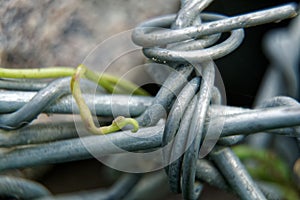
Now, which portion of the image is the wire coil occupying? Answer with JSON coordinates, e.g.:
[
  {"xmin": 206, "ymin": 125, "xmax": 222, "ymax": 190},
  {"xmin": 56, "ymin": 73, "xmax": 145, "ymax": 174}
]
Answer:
[
  {"xmin": 0, "ymin": 1, "xmax": 299, "ymax": 199},
  {"xmin": 132, "ymin": 1, "xmax": 299, "ymax": 199}
]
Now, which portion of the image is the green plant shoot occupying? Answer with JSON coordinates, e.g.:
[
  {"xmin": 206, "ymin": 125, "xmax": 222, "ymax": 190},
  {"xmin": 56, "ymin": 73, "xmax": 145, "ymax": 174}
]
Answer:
[
  {"xmin": 0, "ymin": 65, "xmax": 145, "ymax": 134},
  {"xmin": 71, "ymin": 64, "xmax": 139, "ymax": 134}
]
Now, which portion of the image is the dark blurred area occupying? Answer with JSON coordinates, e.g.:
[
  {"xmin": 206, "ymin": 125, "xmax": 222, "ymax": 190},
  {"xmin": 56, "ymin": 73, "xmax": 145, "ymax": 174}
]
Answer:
[{"xmin": 207, "ymin": 0, "xmax": 297, "ymax": 108}]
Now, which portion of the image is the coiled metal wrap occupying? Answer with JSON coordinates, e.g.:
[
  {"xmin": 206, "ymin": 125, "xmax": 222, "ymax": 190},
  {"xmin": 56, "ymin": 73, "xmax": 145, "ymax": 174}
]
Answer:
[
  {"xmin": 132, "ymin": 1, "xmax": 299, "ymax": 199},
  {"xmin": 0, "ymin": 1, "xmax": 299, "ymax": 199}
]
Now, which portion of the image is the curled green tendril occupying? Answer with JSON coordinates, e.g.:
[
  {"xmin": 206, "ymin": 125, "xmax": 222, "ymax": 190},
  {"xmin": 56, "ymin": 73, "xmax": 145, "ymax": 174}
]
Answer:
[
  {"xmin": 100, "ymin": 116, "xmax": 139, "ymax": 134},
  {"xmin": 71, "ymin": 64, "xmax": 139, "ymax": 134},
  {"xmin": 0, "ymin": 65, "xmax": 144, "ymax": 134}
]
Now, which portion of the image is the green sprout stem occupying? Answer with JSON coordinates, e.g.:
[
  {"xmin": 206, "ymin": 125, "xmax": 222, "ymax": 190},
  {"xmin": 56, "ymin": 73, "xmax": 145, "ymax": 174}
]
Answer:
[
  {"xmin": 0, "ymin": 65, "xmax": 143, "ymax": 134},
  {"xmin": 0, "ymin": 67, "xmax": 75, "ymax": 78},
  {"xmin": 71, "ymin": 64, "xmax": 139, "ymax": 134},
  {"xmin": 0, "ymin": 66, "xmax": 149, "ymax": 96}
]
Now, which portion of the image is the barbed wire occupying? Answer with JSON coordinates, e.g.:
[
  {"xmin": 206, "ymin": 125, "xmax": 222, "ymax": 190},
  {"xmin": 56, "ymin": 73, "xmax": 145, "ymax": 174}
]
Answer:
[{"xmin": 0, "ymin": 1, "xmax": 299, "ymax": 199}]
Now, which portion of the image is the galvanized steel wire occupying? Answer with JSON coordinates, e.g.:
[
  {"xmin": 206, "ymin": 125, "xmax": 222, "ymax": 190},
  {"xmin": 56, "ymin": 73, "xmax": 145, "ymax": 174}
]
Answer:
[{"xmin": 0, "ymin": 1, "xmax": 299, "ymax": 199}]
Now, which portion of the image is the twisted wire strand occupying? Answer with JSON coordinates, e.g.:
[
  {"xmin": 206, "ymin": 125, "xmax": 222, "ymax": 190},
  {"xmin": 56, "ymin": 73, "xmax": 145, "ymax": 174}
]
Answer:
[
  {"xmin": 0, "ymin": 78, "xmax": 71, "ymax": 130},
  {"xmin": 0, "ymin": 96, "xmax": 299, "ymax": 148},
  {"xmin": 0, "ymin": 105, "xmax": 299, "ymax": 198},
  {"xmin": 173, "ymin": 0, "xmax": 213, "ymax": 28},
  {"xmin": 210, "ymin": 89, "xmax": 266, "ymax": 199},
  {"xmin": 0, "ymin": 104, "xmax": 299, "ymax": 170},
  {"xmin": 180, "ymin": 62, "xmax": 215, "ymax": 199},
  {"xmin": 37, "ymin": 174, "xmax": 141, "ymax": 200},
  {"xmin": 0, "ymin": 122, "xmax": 79, "ymax": 147},
  {"xmin": 136, "ymin": 65, "xmax": 193, "ymax": 127},
  {"xmin": 132, "ymin": 1, "xmax": 299, "ymax": 199},
  {"xmin": 158, "ymin": 2, "xmax": 219, "ymax": 197},
  {"xmin": 257, "ymin": 96, "xmax": 300, "ymax": 150},
  {"xmin": 0, "ymin": 176, "xmax": 51, "ymax": 199},
  {"xmin": 1, "ymin": 84, "xmax": 299, "ymax": 198},
  {"xmin": 0, "ymin": 91, "xmax": 152, "ymax": 116},
  {"xmin": 210, "ymin": 147, "xmax": 266, "ymax": 200},
  {"xmin": 0, "ymin": 104, "xmax": 298, "ymax": 161},
  {"xmin": 162, "ymin": 77, "xmax": 200, "ymax": 193},
  {"xmin": 0, "ymin": 77, "xmax": 124, "ymax": 130},
  {"xmin": 132, "ymin": 4, "xmax": 297, "ymax": 47},
  {"xmin": 195, "ymin": 160, "xmax": 284, "ymax": 199},
  {"xmin": 138, "ymin": 0, "xmax": 236, "ymax": 198},
  {"xmin": 0, "ymin": 1, "xmax": 299, "ymax": 199},
  {"xmin": 139, "ymin": 14, "xmax": 244, "ymax": 64},
  {"xmin": 0, "ymin": 78, "xmax": 49, "ymax": 91}
]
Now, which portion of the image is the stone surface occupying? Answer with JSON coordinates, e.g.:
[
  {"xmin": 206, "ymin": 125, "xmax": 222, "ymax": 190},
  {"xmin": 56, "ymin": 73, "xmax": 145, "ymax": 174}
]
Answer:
[{"xmin": 0, "ymin": 0, "xmax": 179, "ymax": 72}]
